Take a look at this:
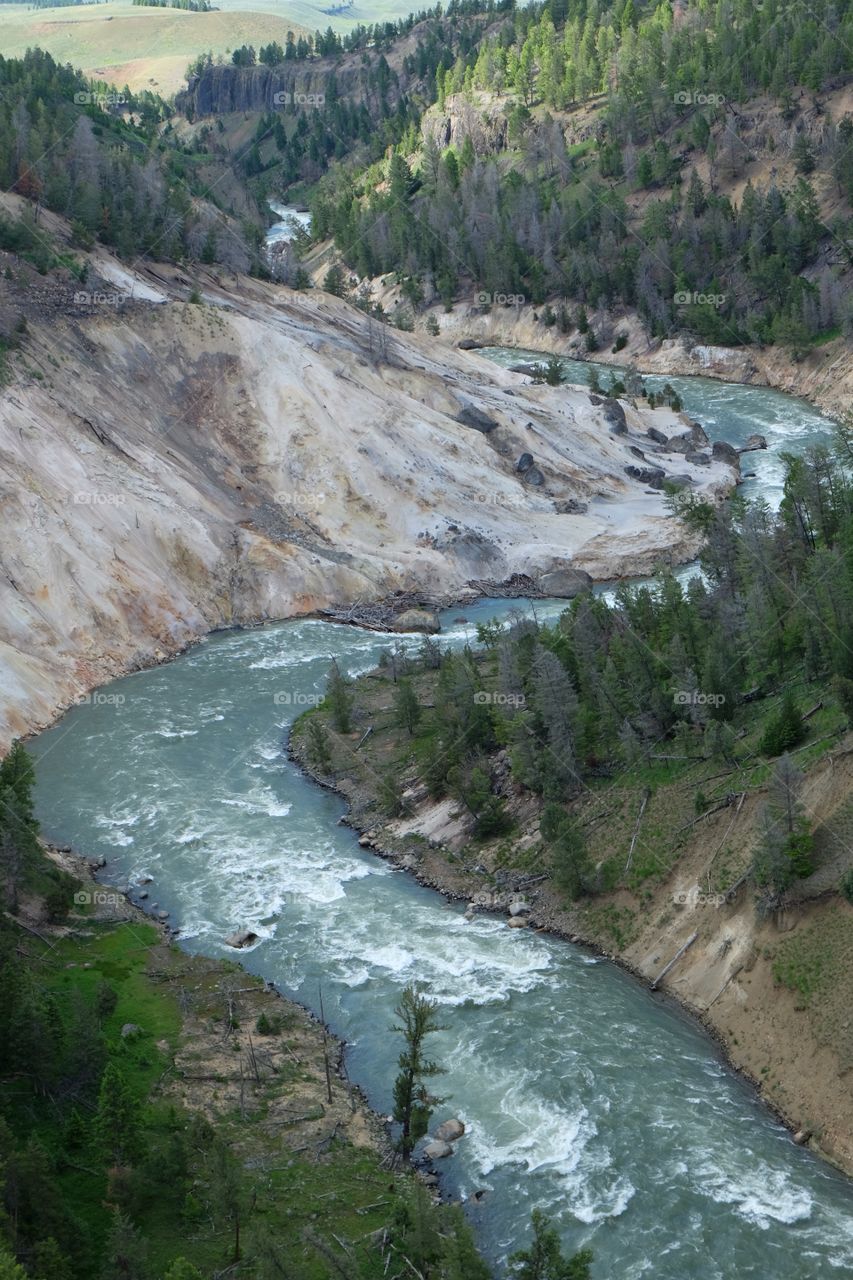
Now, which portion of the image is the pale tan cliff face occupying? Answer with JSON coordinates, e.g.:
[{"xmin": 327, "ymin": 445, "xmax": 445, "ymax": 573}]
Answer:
[{"xmin": 0, "ymin": 254, "xmax": 734, "ymax": 747}]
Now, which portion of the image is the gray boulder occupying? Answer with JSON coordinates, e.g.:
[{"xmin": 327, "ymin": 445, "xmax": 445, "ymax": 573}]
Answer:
[
  {"xmin": 625, "ymin": 464, "xmax": 666, "ymax": 488},
  {"xmin": 456, "ymin": 402, "xmax": 498, "ymax": 433},
  {"xmin": 689, "ymin": 420, "xmax": 710, "ymax": 446},
  {"xmin": 457, "ymin": 339, "xmax": 482, "ymax": 350},
  {"xmin": 537, "ymin": 566, "xmax": 593, "ymax": 597},
  {"xmin": 516, "ymin": 452, "xmax": 535, "ymax": 473},
  {"xmin": 391, "ymin": 609, "xmax": 441, "ymax": 634},
  {"xmin": 435, "ymin": 1118, "xmax": 465, "ymax": 1142},
  {"xmin": 711, "ymin": 440, "xmax": 740, "ymax": 467},
  {"xmin": 740, "ymin": 433, "xmax": 768, "ymax": 453},
  {"xmin": 685, "ymin": 450, "xmax": 710, "ymax": 466},
  {"xmin": 554, "ymin": 498, "xmax": 588, "ymax": 515},
  {"xmin": 225, "ymin": 929, "xmax": 258, "ymax": 949},
  {"xmin": 647, "ymin": 427, "xmax": 669, "ymax": 445},
  {"xmin": 602, "ymin": 399, "xmax": 627, "ymax": 433},
  {"xmin": 524, "ymin": 466, "xmax": 545, "ymax": 486},
  {"xmin": 424, "ymin": 1140, "xmax": 453, "ymax": 1160}
]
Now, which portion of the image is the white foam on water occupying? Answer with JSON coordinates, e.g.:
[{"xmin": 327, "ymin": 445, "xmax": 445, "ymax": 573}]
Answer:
[{"xmin": 694, "ymin": 1152, "xmax": 814, "ymax": 1227}]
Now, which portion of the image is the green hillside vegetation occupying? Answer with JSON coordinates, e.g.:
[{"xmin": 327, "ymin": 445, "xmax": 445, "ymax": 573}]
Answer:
[
  {"xmin": 292, "ymin": 442, "xmax": 853, "ymax": 919},
  {"xmin": 0, "ymin": 743, "xmax": 507, "ymax": 1279},
  {"xmin": 302, "ymin": 0, "xmax": 853, "ymax": 350},
  {"xmin": 0, "ymin": 50, "xmax": 264, "ymax": 268}
]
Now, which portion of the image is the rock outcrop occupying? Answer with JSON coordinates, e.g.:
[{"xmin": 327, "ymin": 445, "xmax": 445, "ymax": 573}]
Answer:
[{"xmin": 0, "ymin": 234, "xmax": 737, "ymax": 748}]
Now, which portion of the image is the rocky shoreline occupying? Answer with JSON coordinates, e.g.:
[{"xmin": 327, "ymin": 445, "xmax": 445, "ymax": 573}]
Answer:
[
  {"xmin": 432, "ymin": 302, "xmax": 849, "ymax": 421},
  {"xmin": 286, "ymin": 728, "xmax": 851, "ymax": 1180}
]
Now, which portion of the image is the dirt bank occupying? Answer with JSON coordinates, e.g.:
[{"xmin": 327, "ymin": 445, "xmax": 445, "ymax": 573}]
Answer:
[
  {"xmin": 428, "ymin": 301, "xmax": 850, "ymax": 421},
  {"xmin": 288, "ymin": 679, "xmax": 853, "ymax": 1181},
  {"xmin": 0, "ymin": 215, "xmax": 739, "ymax": 750}
]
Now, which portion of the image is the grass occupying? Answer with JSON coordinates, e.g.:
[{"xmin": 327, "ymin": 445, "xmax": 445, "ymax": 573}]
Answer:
[
  {"xmin": 771, "ymin": 909, "xmax": 853, "ymax": 1070},
  {"xmin": 1, "ymin": 901, "xmax": 419, "ymax": 1278},
  {"xmin": 0, "ymin": 0, "xmax": 426, "ymax": 95}
]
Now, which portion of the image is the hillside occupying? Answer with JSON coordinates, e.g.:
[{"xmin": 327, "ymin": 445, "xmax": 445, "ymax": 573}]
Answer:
[
  {"xmin": 0, "ymin": 745, "xmax": 490, "ymax": 1279},
  {"xmin": 0, "ymin": 192, "xmax": 741, "ymax": 749},
  {"xmin": 173, "ymin": 0, "xmax": 853, "ymax": 382},
  {"xmin": 0, "ymin": 1, "xmax": 314, "ymax": 95},
  {"xmin": 289, "ymin": 529, "xmax": 853, "ymax": 1174}
]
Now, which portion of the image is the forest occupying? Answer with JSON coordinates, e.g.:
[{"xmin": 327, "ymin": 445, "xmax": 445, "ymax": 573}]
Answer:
[
  {"xmin": 302, "ymin": 440, "xmax": 853, "ymax": 915},
  {"xmin": 305, "ymin": 0, "xmax": 853, "ymax": 348}
]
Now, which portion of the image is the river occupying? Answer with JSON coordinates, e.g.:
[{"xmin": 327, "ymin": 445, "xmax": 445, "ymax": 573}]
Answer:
[{"xmin": 30, "ymin": 361, "xmax": 853, "ymax": 1277}]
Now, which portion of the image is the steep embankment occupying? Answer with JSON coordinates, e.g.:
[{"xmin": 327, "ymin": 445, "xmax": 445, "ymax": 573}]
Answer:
[
  {"xmin": 427, "ymin": 304, "xmax": 853, "ymax": 422},
  {"xmin": 0, "ymin": 213, "xmax": 737, "ymax": 748},
  {"xmin": 290, "ymin": 667, "xmax": 853, "ymax": 1178}
]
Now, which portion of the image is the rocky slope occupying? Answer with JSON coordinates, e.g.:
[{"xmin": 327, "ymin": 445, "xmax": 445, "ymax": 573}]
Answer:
[
  {"xmin": 427, "ymin": 301, "xmax": 853, "ymax": 422},
  {"xmin": 0, "ymin": 211, "xmax": 737, "ymax": 749},
  {"xmin": 290, "ymin": 678, "xmax": 853, "ymax": 1178}
]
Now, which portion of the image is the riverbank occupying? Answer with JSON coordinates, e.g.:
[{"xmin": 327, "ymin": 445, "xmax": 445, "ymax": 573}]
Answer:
[
  {"xmin": 288, "ymin": 662, "xmax": 853, "ymax": 1181},
  {"xmin": 1, "ymin": 835, "xmax": 486, "ymax": 1276},
  {"xmin": 0, "ymin": 214, "xmax": 743, "ymax": 752},
  {"xmin": 428, "ymin": 301, "xmax": 851, "ymax": 422}
]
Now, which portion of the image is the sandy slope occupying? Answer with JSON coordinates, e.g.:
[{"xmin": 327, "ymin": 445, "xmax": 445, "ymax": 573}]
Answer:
[{"xmin": 0, "ymin": 248, "xmax": 735, "ymax": 747}]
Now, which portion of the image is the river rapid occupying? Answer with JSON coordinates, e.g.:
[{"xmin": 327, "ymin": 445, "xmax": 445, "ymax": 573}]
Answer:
[{"xmin": 29, "ymin": 353, "xmax": 853, "ymax": 1277}]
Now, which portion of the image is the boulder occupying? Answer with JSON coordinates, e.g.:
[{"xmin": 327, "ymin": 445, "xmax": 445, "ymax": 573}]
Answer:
[
  {"xmin": 647, "ymin": 427, "xmax": 669, "ymax": 446},
  {"xmin": 156, "ymin": 910, "xmax": 170, "ymax": 920},
  {"xmin": 435, "ymin": 1118, "xmax": 466, "ymax": 1142},
  {"xmin": 793, "ymin": 1129, "xmax": 812, "ymax": 1146},
  {"xmin": 537, "ymin": 566, "xmax": 593, "ymax": 597},
  {"xmin": 602, "ymin": 398, "xmax": 627, "ymax": 431},
  {"xmin": 391, "ymin": 608, "xmax": 441, "ymax": 634},
  {"xmin": 455, "ymin": 402, "xmax": 498, "ymax": 433},
  {"xmin": 711, "ymin": 440, "xmax": 740, "ymax": 467},
  {"xmin": 740, "ymin": 433, "xmax": 768, "ymax": 453},
  {"xmin": 689, "ymin": 420, "xmax": 710, "ymax": 446},
  {"xmin": 507, "ymin": 916, "xmax": 529, "ymax": 928},
  {"xmin": 624, "ymin": 464, "xmax": 666, "ymax": 488},
  {"xmin": 628, "ymin": 445, "xmax": 646, "ymax": 460},
  {"xmin": 554, "ymin": 498, "xmax": 588, "ymax": 515},
  {"xmin": 508, "ymin": 898, "xmax": 531, "ymax": 917},
  {"xmin": 666, "ymin": 474, "xmax": 694, "ymax": 488},
  {"xmin": 685, "ymin": 450, "xmax": 710, "ymax": 466},
  {"xmin": 424, "ymin": 1140, "xmax": 453, "ymax": 1160},
  {"xmin": 516, "ymin": 452, "xmax": 535, "ymax": 473},
  {"xmin": 524, "ymin": 466, "xmax": 545, "ymax": 486},
  {"xmin": 225, "ymin": 929, "xmax": 258, "ymax": 949},
  {"xmin": 121, "ymin": 1023, "xmax": 142, "ymax": 1039},
  {"xmin": 510, "ymin": 363, "xmax": 535, "ymax": 375},
  {"xmin": 457, "ymin": 339, "xmax": 482, "ymax": 350}
]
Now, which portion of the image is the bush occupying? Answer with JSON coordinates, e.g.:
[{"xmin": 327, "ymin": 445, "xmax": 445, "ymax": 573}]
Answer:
[{"xmin": 760, "ymin": 692, "xmax": 806, "ymax": 756}]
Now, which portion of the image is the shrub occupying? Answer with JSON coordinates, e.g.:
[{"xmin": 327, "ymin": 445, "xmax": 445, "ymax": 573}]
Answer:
[{"xmin": 760, "ymin": 692, "xmax": 806, "ymax": 756}]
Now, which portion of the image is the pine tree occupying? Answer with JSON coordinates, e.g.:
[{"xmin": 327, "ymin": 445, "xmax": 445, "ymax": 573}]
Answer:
[
  {"xmin": 394, "ymin": 679, "xmax": 421, "ymax": 735},
  {"xmin": 325, "ymin": 659, "xmax": 353, "ymax": 733},
  {"xmin": 391, "ymin": 985, "xmax": 445, "ymax": 1160},
  {"xmin": 509, "ymin": 1210, "xmax": 593, "ymax": 1279},
  {"xmin": 95, "ymin": 1064, "xmax": 142, "ymax": 1166}
]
